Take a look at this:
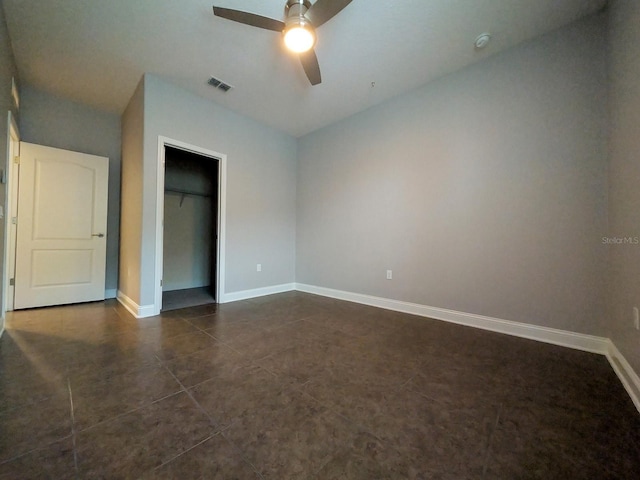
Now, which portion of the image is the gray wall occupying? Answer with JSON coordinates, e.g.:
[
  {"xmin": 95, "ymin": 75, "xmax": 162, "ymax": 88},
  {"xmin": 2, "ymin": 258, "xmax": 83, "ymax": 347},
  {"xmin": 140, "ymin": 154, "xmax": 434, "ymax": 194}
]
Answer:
[
  {"xmin": 297, "ymin": 15, "xmax": 609, "ymax": 336},
  {"xmin": 119, "ymin": 79, "xmax": 145, "ymax": 304},
  {"xmin": 125, "ymin": 74, "xmax": 297, "ymax": 307},
  {"xmin": 19, "ymin": 86, "xmax": 122, "ymax": 295},
  {"xmin": 0, "ymin": 3, "xmax": 18, "ymax": 330},
  {"xmin": 608, "ymin": 0, "xmax": 640, "ymax": 373},
  {"xmin": 163, "ymin": 192, "xmax": 213, "ymax": 291}
]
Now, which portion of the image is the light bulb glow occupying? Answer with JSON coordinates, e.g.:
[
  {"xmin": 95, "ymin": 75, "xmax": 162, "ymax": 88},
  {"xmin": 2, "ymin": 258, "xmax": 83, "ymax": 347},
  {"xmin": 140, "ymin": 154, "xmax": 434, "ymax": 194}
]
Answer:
[{"xmin": 284, "ymin": 25, "xmax": 315, "ymax": 53}]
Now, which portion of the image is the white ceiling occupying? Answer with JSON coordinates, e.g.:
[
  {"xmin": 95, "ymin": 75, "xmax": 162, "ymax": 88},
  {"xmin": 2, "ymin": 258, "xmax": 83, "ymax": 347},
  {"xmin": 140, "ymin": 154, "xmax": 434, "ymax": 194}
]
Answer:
[{"xmin": 3, "ymin": 0, "xmax": 606, "ymax": 137}]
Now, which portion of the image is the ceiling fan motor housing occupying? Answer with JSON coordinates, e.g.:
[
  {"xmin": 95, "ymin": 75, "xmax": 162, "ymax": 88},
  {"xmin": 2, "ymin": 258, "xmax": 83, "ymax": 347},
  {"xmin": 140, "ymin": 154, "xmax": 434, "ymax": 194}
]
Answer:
[{"xmin": 286, "ymin": 0, "xmax": 313, "ymax": 21}]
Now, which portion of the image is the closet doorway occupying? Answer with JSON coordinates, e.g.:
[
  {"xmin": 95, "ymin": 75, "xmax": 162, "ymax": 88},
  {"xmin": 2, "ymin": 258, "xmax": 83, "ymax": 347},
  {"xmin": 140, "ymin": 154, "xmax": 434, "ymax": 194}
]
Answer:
[{"xmin": 160, "ymin": 144, "xmax": 220, "ymax": 311}]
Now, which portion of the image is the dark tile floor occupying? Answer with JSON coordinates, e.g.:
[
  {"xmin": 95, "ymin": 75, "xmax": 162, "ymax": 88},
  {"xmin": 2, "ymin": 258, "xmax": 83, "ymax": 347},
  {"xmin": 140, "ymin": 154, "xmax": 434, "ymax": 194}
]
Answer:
[
  {"xmin": 161, "ymin": 287, "xmax": 215, "ymax": 312},
  {"xmin": 0, "ymin": 291, "xmax": 639, "ymax": 479}
]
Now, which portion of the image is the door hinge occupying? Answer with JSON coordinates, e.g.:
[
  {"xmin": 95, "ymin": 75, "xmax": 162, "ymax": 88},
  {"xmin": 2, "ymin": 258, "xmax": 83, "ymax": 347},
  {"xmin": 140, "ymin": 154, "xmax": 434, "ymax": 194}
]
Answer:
[
  {"xmin": 11, "ymin": 216, "xmax": 17, "ymax": 225},
  {"xmin": 160, "ymin": 279, "xmax": 163, "ymax": 286},
  {"xmin": 14, "ymin": 156, "xmax": 19, "ymax": 164},
  {"xmin": 9, "ymin": 278, "xmax": 14, "ymax": 286}
]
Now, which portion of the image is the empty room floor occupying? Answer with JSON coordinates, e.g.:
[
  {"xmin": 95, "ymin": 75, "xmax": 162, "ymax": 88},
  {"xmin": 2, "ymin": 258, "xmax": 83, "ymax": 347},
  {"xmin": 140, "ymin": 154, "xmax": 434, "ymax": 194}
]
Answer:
[{"xmin": 0, "ymin": 292, "xmax": 639, "ymax": 479}]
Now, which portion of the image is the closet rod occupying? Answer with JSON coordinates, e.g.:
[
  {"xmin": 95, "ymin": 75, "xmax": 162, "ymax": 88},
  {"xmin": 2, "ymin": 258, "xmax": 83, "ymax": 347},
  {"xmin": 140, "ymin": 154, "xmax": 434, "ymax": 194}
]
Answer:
[{"xmin": 164, "ymin": 187, "xmax": 212, "ymax": 198}]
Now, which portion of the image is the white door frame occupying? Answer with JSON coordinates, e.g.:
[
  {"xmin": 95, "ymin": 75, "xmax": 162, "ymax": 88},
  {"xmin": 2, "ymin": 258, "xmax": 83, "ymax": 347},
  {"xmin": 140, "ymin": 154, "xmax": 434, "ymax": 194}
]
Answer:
[
  {"xmin": 154, "ymin": 136, "xmax": 226, "ymax": 315},
  {"xmin": 3, "ymin": 111, "xmax": 20, "ymax": 316}
]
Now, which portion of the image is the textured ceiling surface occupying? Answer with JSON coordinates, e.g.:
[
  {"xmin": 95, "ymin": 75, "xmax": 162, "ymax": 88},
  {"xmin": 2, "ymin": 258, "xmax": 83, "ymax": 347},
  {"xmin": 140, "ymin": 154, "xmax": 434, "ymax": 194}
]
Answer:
[{"xmin": 2, "ymin": 0, "xmax": 606, "ymax": 137}]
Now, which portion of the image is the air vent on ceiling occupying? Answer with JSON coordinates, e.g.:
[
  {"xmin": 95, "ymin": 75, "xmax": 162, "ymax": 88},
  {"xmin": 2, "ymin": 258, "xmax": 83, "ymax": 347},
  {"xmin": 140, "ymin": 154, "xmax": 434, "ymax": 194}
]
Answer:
[{"xmin": 208, "ymin": 76, "xmax": 233, "ymax": 92}]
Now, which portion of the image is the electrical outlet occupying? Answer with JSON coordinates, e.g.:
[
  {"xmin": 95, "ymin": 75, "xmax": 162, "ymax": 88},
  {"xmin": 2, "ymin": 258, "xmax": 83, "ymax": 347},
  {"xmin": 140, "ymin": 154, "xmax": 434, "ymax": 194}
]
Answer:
[
  {"xmin": 634, "ymin": 307, "xmax": 639, "ymax": 330},
  {"xmin": 257, "ymin": 264, "xmax": 262, "ymax": 272},
  {"xmin": 386, "ymin": 270, "xmax": 392, "ymax": 280}
]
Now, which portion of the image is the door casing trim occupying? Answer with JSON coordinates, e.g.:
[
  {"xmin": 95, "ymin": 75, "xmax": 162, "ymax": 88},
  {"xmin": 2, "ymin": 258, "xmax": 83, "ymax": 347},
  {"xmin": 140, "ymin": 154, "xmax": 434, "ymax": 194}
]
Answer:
[{"xmin": 154, "ymin": 136, "xmax": 227, "ymax": 316}]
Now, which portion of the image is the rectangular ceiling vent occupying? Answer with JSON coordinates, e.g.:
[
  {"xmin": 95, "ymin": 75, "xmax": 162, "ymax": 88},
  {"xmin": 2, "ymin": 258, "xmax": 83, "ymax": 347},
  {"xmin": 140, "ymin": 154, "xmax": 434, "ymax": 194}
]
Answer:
[{"xmin": 208, "ymin": 76, "xmax": 233, "ymax": 93}]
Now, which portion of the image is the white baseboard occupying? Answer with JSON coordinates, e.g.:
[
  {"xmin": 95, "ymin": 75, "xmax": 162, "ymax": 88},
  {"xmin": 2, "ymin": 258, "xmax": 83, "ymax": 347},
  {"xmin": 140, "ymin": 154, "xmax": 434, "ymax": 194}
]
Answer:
[
  {"xmin": 295, "ymin": 283, "xmax": 609, "ymax": 354},
  {"xmin": 113, "ymin": 281, "xmax": 640, "ymax": 411},
  {"xmin": 221, "ymin": 283, "xmax": 295, "ymax": 303},
  {"xmin": 105, "ymin": 289, "xmax": 117, "ymax": 299},
  {"xmin": 606, "ymin": 341, "xmax": 640, "ymax": 413},
  {"xmin": 295, "ymin": 283, "xmax": 640, "ymax": 412},
  {"xmin": 116, "ymin": 290, "xmax": 156, "ymax": 319}
]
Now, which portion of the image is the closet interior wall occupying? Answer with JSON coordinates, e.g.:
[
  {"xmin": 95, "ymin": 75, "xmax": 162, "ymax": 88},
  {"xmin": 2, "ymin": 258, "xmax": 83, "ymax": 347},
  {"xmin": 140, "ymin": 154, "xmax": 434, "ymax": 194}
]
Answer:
[{"xmin": 162, "ymin": 146, "xmax": 218, "ymax": 310}]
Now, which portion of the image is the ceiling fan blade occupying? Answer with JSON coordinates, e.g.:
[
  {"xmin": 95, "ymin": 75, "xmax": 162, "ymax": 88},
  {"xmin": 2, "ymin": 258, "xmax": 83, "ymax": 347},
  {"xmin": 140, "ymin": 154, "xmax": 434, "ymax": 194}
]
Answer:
[
  {"xmin": 300, "ymin": 49, "xmax": 322, "ymax": 85},
  {"xmin": 305, "ymin": 0, "xmax": 352, "ymax": 27},
  {"xmin": 212, "ymin": 6, "xmax": 285, "ymax": 32}
]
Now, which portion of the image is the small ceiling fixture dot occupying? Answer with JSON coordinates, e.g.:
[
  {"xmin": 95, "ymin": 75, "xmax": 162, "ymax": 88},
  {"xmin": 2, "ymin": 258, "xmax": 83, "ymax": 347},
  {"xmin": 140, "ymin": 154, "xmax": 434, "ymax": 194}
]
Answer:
[{"xmin": 474, "ymin": 33, "xmax": 491, "ymax": 49}]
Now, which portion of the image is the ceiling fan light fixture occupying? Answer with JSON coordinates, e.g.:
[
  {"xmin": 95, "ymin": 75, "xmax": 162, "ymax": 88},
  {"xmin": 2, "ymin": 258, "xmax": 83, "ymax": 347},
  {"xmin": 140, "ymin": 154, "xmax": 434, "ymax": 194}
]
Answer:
[
  {"xmin": 212, "ymin": 0, "xmax": 353, "ymax": 85},
  {"xmin": 283, "ymin": 22, "xmax": 315, "ymax": 53}
]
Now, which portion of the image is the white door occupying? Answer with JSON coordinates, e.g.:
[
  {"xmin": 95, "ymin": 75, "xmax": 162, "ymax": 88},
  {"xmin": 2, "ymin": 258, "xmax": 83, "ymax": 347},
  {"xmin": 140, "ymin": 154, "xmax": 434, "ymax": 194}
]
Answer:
[{"xmin": 14, "ymin": 142, "xmax": 109, "ymax": 309}]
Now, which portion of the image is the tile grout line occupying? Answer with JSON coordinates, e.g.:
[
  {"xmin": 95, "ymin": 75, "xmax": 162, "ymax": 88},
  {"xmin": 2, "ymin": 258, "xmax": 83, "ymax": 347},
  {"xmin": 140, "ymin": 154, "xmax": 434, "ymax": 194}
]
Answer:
[
  {"xmin": 297, "ymin": 387, "xmax": 387, "ymax": 445},
  {"xmin": 220, "ymin": 430, "xmax": 267, "ymax": 480},
  {"xmin": 195, "ymin": 327, "xmax": 265, "ymax": 359},
  {"xmin": 74, "ymin": 390, "xmax": 184, "ymax": 434},
  {"xmin": 312, "ymin": 455, "xmax": 336, "ymax": 477},
  {"xmin": 180, "ymin": 316, "xmax": 248, "ymax": 351},
  {"xmin": 158, "ymin": 354, "xmax": 264, "ymax": 478},
  {"xmin": 0, "ymin": 435, "xmax": 75, "ymax": 466},
  {"xmin": 481, "ymin": 402, "xmax": 503, "ymax": 479},
  {"xmin": 157, "ymin": 360, "xmax": 266, "ymax": 479},
  {"xmin": 150, "ymin": 433, "xmax": 217, "ymax": 471},
  {"xmin": 67, "ymin": 378, "xmax": 79, "ymax": 476},
  {"xmin": 181, "ymin": 312, "xmax": 220, "ymax": 322},
  {"xmin": 156, "ymin": 354, "xmax": 253, "ymax": 437},
  {"xmin": 157, "ymin": 355, "xmax": 220, "ymax": 429}
]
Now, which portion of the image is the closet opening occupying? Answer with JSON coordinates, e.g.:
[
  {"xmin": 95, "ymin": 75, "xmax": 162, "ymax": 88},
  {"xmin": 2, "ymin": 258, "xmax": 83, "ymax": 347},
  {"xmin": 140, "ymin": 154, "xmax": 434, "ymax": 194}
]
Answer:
[{"xmin": 161, "ymin": 145, "xmax": 219, "ymax": 311}]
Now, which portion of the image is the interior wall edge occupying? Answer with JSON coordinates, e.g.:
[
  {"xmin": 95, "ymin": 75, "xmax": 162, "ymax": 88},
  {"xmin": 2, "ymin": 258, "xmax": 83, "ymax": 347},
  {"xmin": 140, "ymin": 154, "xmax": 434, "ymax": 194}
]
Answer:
[
  {"xmin": 606, "ymin": 340, "xmax": 640, "ymax": 413},
  {"xmin": 605, "ymin": 0, "xmax": 640, "ymax": 384},
  {"xmin": 116, "ymin": 289, "xmax": 154, "ymax": 319}
]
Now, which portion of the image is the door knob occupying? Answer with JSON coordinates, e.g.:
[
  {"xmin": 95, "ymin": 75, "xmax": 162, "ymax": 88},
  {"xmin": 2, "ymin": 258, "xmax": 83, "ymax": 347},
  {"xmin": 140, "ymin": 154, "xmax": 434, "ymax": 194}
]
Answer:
[{"xmin": 92, "ymin": 233, "xmax": 105, "ymax": 238}]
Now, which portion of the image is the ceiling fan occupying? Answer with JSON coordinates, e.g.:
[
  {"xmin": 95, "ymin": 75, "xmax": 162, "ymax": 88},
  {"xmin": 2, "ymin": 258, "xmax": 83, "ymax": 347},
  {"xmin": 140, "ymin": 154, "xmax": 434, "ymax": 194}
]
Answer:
[{"xmin": 212, "ymin": 0, "xmax": 352, "ymax": 86}]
